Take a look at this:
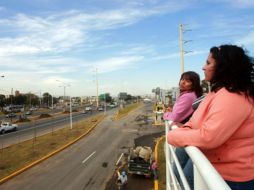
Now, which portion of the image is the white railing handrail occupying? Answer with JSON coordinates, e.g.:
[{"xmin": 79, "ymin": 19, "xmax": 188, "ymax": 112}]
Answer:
[{"xmin": 165, "ymin": 120, "xmax": 231, "ymax": 190}]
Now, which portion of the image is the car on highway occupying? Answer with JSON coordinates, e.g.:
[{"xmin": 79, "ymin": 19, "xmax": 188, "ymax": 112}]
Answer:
[
  {"xmin": 0, "ymin": 122, "xmax": 18, "ymax": 134},
  {"xmin": 25, "ymin": 111, "xmax": 33, "ymax": 115},
  {"xmin": 29, "ymin": 107, "xmax": 37, "ymax": 111},
  {"xmin": 98, "ymin": 107, "xmax": 104, "ymax": 111},
  {"xmin": 109, "ymin": 103, "xmax": 117, "ymax": 108},
  {"xmin": 85, "ymin": 106, "xmax": 92, "ymax": 111},
  {"xmin": 81, "ymin": 110, "xmax": 87, "ymax": 114},
  {"xmin": 5, "ymin": 113, "xmax": 16, "ymax": 118}
]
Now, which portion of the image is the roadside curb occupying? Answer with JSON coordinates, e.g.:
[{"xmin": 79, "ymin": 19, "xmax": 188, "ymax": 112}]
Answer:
[
  {"xmin": 0, "ymin": 115, "xmax": 106, "ymax": 185},
  {"xmin": 154, "ymin": 135, "xmax": 165, "ymax": 190}
]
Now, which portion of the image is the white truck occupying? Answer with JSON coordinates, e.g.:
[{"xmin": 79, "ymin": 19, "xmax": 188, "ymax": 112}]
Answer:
[{"xmin": 0, "ymin": 122, "xmax": 18, "ymax": 134}]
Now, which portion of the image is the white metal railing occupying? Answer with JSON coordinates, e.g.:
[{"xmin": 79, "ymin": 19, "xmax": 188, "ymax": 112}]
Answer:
[{"xmin": 165, "ymin": 121, "xmax": 231, "ymax": 190}]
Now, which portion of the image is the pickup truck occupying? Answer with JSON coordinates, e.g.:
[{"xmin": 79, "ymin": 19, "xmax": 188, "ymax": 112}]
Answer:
[
  {"xmin": 0, "ymin": 122, "xmax": 18, "ymax": 134},
  {"xmin": 127, "ymin": 146, "xmax": 153, "ymax": 177}
]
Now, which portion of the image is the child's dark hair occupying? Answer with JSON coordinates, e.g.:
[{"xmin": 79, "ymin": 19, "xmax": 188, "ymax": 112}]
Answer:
[{"xmin": 180, "ymin": 71, "xmax": 203, "ymax": 98}]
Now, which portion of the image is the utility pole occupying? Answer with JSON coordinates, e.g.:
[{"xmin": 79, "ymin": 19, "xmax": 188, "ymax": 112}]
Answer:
[
  {"xmin": 96, "ymin": 68, "xmax": 99, "ymax": 110},
  {"xmin": 179, "ymin": 23, "xmax": 192, "ymax": 74},
  {"xmin": 179, "ymin": 24, "xmax": 184, "ymax": 74}
]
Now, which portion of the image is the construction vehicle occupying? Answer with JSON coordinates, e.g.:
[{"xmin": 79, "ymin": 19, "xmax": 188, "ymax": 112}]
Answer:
[{"xmin": 127, "ymin": 146, "xmax": 153, "ymax": 177}]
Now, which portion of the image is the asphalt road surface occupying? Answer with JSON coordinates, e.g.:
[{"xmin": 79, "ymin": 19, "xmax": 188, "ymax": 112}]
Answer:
[{"xmin": 0, "ymin": 102, "xmax": 165, "ymax": 190}]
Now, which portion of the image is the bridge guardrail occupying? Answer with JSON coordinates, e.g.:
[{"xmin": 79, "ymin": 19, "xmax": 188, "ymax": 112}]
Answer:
[{"xmin": 165, "ymin": 120, "xmax": 231, "ymax": 190}]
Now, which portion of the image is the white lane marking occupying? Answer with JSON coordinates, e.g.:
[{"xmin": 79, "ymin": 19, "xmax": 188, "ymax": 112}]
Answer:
[
  {"xmin": 116, "ymin": 153, "xmax": 124, "ymax": 166},
  {"xmin": 82, "ymin": 151, "xmax": 96, "ymax": 164}
]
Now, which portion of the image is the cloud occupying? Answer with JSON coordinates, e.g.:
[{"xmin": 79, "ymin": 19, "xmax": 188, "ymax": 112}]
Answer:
[
  {"xmin": 205, "ymin": 0, "xmax": 254, "ymax": 8},
  {"xmin": 91, "ymin": 56, "xmax": 143, "ymax": 73},
  {"xmin": 0, "ymin": 56, "xmax": 89, "ymax": 75},
  {"xmin": 236, "ymin": 31, "xmax": 254, "ymax": 47},
  {"xmin": 0, "ymin": 6, "xmax": 5, "ymax": 11},
  {"xmin": 226, "ymin": 0, "xmax": 254, "ymax": 8},
  {"xmin": 0, "ymin": 1, "xmax": 191, "ymax": 56},
  {"xmin": 153, "ymin": 50, "xmax": 207, "ymax": 61}
]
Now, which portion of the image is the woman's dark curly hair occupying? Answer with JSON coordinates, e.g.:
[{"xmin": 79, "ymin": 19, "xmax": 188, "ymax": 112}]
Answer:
[
  {"xmin": 210, "ymin": 44, "xmax": 254, "ymax": 100},
  {"xmin": 180, "ymin": 71, "xmax": 203, "ymax": 98}
]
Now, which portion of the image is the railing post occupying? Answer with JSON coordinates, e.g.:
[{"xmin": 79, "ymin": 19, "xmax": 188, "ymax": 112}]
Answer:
[
  {"xmin": 165, "ymin": 122, "xmax": 170, "ymax": 190},
  {"xmin": 194, "ymin": 165, "xmax": 209, "ymax": 190}
]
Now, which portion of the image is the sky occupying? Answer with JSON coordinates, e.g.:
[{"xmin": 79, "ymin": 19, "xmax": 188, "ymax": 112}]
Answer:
[{"xmin": 0, "ymin": 0, "xmax": 254, "ymax": 97}]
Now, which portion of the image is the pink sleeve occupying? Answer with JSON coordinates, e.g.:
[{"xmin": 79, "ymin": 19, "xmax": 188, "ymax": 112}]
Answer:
[
  {"xmin": 167, "ymin": 92, "xmax": 252, "ymax": 149},
  {"xmin": 163, "ymin": 93, "xmax": 195, "ymax": 122}
]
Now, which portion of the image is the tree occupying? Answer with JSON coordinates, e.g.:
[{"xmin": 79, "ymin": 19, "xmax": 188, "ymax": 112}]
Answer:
[
  {"xmin": 42, "ymin": 92, "xmax": 52, "ymax": 107},
  {"xmin": 14, "ymin": 94, "xmax": 27, "ymax": 105},
  {"xmin": 0, "ymin": 94, "xmax": 6, "ymax": 109}
]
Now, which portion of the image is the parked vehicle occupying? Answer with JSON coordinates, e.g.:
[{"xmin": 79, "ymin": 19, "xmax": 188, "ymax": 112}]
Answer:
[
  {"xmin": 5, "ymin": 113, "xmax": 16, "ymax": 118},
  {"xmin": 128, "ymin": 146, "xmax": 153, "ymax": 177},
  {"xmin": 0, "ymin": 122, "xmax": 18, "ymax": 134}
]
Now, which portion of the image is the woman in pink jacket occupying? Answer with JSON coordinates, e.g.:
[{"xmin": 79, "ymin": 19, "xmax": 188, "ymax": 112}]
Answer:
[{"xmin": 168, "ymin": 45, "xmax": 254, "ymax": 190}]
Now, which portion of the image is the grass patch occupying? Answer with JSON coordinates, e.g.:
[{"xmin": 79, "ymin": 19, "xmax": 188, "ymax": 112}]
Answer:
[
  {"xmin": 158, "ymin": 136, "xmax": 166, "ymax": 190},
  {"xmin": 116, "ymin": 102, "xmax": 143, "ymax": 119},
  {"xmin": 0, "ymin": 114, "xmax": 104, "ymax": 180}
]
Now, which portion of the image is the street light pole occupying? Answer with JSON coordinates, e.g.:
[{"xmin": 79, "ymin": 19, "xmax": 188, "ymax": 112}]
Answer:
[
  {"xmin": 56, "ymin": 80, "xmax": 72, "ymax": 129},
  {"xmin": 70, "ymin": 95, "xmax": 72, "ymax": 129}
]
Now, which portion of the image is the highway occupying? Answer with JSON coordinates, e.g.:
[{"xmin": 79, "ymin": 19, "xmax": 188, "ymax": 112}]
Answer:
[
  {"xmin": 0, "ymin": 108, "xmax": 107, "ymax": 148},
  {"xmin": 0, "ymin": 102, "xmax": 164, "ymax": 190}
]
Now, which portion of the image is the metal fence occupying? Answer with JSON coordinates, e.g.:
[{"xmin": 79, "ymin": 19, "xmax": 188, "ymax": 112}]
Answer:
[{"xmin": 165, "ymin": 120, "xmax": 231, "ymax": 190}]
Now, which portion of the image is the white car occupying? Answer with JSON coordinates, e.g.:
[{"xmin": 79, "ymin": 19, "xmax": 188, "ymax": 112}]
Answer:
[
  {"xmin": 0, "ymin": 122, "xmax": 18, "ymax": 134},
  {"xmin": 85, "ymin": 107, "xmax": 92, "ymax": 111},
  {"xmin": 30, "ymin": 107, "xmax": 37, "ymax": 111},
  {"xmin": 98, "ymin": 107, "xmax": 104, "ymax": 111}
]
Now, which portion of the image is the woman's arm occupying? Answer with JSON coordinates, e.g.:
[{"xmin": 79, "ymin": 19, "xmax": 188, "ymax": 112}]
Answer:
[{"xmin": 167, "ymin": 90, "xmax": 252, "ymax": 149}]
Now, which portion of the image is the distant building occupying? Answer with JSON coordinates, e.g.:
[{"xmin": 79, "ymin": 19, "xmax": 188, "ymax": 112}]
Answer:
[
  {"xmin": 118, "ymin": 92, "xmax": 128, "ymax": 100},
  {"xmin": 169, "ymin": 87, "xmax": 179, "ymax": 104},
  {"xmin": 152, "ymin": 87, "xmax": 179, "ymax": 105},
  {"xmin": 152, "ymin": 87, "xmax": 170, "ymax": 104}
]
